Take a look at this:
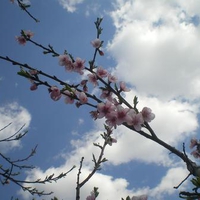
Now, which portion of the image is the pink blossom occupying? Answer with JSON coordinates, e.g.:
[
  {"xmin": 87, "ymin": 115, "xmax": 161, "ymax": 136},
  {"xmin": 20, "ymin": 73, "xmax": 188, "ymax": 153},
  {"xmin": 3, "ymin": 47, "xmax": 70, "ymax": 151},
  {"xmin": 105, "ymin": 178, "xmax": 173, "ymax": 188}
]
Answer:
[
  {"xmin": 97, "ymin": 101, "xmax": 115, "ymax": 118},
  {"xmin": 126, "ymin": 110, "xmax": 144, "ymax": 131},
  {"xmin": 141, "ymin": 107, "xmax": 155, "ymax": 122},
  {"xmin": 120, "ymin": 81, "xmax": 130, "ymax": 92},
  {"xmin": 90, "ymin": 110, "xmax": 99, "ymax": 120},
  {"xmin": 115, "ymin": 105, "xmax": 129, "ymax": 125},
  {"xmin": 100, "ymin": 89, "xmax": 113, "ymax": 101},
  {"xmin": 98, "ymin": 50, "xmax": 104, "ymax": 56},
  {"xmin": 78, "ymin": 92, "xmax": 88, "ymax": 104},
  {"xmin": 96, "ymin": 67, "xmax": 108, "ymax": 78},
  {"xmin": 64, "ymin": 90, "xmax": 74, "ymax": 104},
  {"xmin": 30, "ymin": 83, "xmax": 37, "ymax": 91},
  {"xmin": 105, "ymin": 112, "xmax": 118, "ymax": 129},
  {"xmin": 190, "ymin": 138, "xmax": 198, "ymax": 149},
  {"xmin": 59, "ymin": 55, "xmax": 74, "ymax": 72},
  {"xmin": 23, "ymin": 30, "xmax": 34, "ymax": 39},
  {"xmin": 132, "ymin": 195, "xmax": 148, "ymax": 200},
  {"xmin": 80, "ymin": 80, "xmax": 88, "ymax": 92},
  {"xmin": 16, "ymin": 36, "xmax": 26, "ymax": 45},
  {"xmin": 111, "ymin": 138, "xmax": 117, "ymax": 143},
  {"xmin": 29, "ymin": 69, "xmax": 39, "ymax": 75},
  {"xmin": 88, "ymin": 73, "xmax": 98, "ymax": 86},
  {"xmin": 58, "ymin": 54, "xmax": 72, "ymax": 66},
  {"xmin": 16, "ymin": 30, "xmax": 33, "ymax": 45},
  {"xmin": 112, "ymin": 98, "xmax": 120, "ymax": 106},
  {"xmin": 91, "ymin": 38, "xmax": 101, "ymax": 48},
  {"xmin": 80, "ymin": 79, "xmax": 88, "ymax": 86},
  {"xmin": 76, "ymin": 101, "xmax": 82, "ymax": 108},
  {"xmin": 83, "ymin": 85, "xmax": 88, "ymax": 92},
  {"xmin": 191, "ymin": 150, "xmax": 200, "ymax": 159},
  {"xmin": 73, "ymin": 57, "xmax": 85, "ymax": 74},
  {"xmin": 86, "ymin": 192, "xmax": 95, "ymax": 200},
  {"xmin": 108, "ymin": 74, "xmax": 118, "ymax": 83},
  {"xmin": 50, "ymin": 86, "xmax": 62, "ymax": 101},
  {"xmin": 107, "ymin": 137, "xmax": 117, "ymax": 146},
  {"xmin": 65, "ymin": 62, "xmax": 74, "ymax": 72}
]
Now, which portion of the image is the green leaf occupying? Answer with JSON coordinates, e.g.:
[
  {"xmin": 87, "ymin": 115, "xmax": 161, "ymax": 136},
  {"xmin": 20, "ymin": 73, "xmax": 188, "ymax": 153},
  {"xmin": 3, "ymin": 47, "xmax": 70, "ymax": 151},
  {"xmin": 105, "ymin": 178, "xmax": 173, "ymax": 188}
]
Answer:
[
  {"xmin": 17, "ymin": 68, "xmax": 31, "ymax": 78},
  {"xmin": 126, "ymin": 196, "xmax": 131, "ymax": 200},
  {"xmin": 101, "ymin": 158, "xmax": 108, "ymax": 163},
  {"xmin": 94, "ymin": 187, "xmax": 99, "ymax": 198}
]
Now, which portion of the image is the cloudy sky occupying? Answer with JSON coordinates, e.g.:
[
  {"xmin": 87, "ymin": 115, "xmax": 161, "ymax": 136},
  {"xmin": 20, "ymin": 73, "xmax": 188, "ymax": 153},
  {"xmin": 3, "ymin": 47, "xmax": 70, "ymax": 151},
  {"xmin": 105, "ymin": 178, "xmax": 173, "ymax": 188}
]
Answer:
[{"xmin": 1, "ymin": 0, "xmax": 200, "ymax": 200}]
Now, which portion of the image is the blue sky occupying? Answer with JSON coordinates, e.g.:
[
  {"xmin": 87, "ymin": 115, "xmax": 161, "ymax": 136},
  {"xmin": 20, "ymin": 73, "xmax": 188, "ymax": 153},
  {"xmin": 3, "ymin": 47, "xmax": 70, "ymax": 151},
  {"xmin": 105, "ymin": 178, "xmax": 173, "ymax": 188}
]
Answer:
[{"xmin": 1, "ymin": 0, "xmax": 200, "ymax": 200}]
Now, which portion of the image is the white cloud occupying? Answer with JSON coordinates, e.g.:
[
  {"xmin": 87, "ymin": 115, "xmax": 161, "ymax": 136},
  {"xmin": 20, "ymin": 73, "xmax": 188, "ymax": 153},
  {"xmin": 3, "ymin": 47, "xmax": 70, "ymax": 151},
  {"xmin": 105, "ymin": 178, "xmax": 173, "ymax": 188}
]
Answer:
[
  {"xmin": 18, "ymin": 164, "xmax": 134, "ymax": 200},
  {"xmin": 0, "ymin": 102, "xmax": 31, "ymax": 153},
  {"xmin": 58, "ymin": 0, "xmax": 84, "ymax": 12},
  {"xmin": 149, "ymin": 166, "xmax": 189, "ymax": 200},
  {"xmin": 85, "ymin": 3, "xmax": 101, "ymax": 17},
  {"xmin": 78, "ymin": 118, "xmax": 84, "ymax": 125},
  {"xmin": 107, "ymin": 0, "xmax": 200, "ymax": 101}
]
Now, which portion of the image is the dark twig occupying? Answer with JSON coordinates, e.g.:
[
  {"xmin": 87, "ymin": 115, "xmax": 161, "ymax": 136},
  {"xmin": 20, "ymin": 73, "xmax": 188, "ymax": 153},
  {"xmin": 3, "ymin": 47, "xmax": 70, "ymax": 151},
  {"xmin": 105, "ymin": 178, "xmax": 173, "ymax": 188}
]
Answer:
[{"xmin": 16, "ymin": 0, "xmax": 39, "ymax": 22}]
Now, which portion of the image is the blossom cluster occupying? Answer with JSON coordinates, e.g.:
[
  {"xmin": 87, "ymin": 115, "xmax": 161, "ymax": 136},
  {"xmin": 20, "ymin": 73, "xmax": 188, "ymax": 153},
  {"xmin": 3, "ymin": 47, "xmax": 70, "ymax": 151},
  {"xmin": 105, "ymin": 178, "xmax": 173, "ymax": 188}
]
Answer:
[
  {"xmin": 59, "ymin": 40, "xmax": 154, "ymax": 131},
  {"xmin": 16, "ymin": 34, "xmax": 155, "ymax": 132},
  {"xmin": 92, "ymin": 104, "xmax": 155, "ymax": 131},
  {"xmin": 58, "ymin": 46, "xmax": 155, "ymax": 131},
  {"xmin": 59, "ymin": 55, "xmax": 86, "ymax": 75},
  {"xmin": 16, "ymin": 30, "xmax": 34, "ymax": 45}
]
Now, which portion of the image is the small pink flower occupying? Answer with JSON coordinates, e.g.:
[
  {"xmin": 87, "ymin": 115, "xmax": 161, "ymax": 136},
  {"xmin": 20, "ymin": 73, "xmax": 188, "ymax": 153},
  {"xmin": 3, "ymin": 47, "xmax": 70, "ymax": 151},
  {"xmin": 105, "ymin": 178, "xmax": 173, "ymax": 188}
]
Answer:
[
  {"xmin": 10, "ymin": 0, "xmax": 14, "ymax": 3},
  {"xmin": 83, "ymin": 85, "xmax": 88, "ymax": 92},
  {"xmin": 50, "ymin": 86, "xmax": 61, "ymax": 101},
  {"xmin": 105, "ymin": 112, "xmax": 118, "ymax": 129},
  {"xmin": 111, "ymin": 138, "xmax": 117, "ymax": 143},
  {"xmin": 120, "ymin": 81, "xmax": 130, "ymax": 92},
  {"xmin": 132, "ymin": 195, "xmax": 148, "ymax": 200},
  {"xmin": 88, "ymin": 73, "xmax": 98, "ymax": 86},
  {"xmin": 190, "ymin": 138, "xmax": 198, "ymax": 149},
  {"xmin": 97, "ymin": 101, "xmax": 115, "ymax": 118},
  {"xmin": 91, "ymin": 38, "xmax": 101, "ymax": 48},
  {"xmin": 96, "ymin": 67, "xmax": 108, "ymax": 78},
  {"xmin": 76, "ymin": 101, "xmax": 82, "ymax": 108},
  {"xmin": 107, "ymin": 137, "xmax": 117, "ymax": 146},
  {"xmin": 73, "ymin": 57, "xmax": 85, "ymax": 74},
  {"xmin": 191, "ymin": 150, "xmax": 200, "ymax": 159},
  {"xmin": 126, "ymin": 110, "xmax": 144, "ymax": 131},
  {"xmin": 16, "ymin": 36, "xmax": 26, "ymax": 45},
  {"xmin": 110, "ymin": 98, "xmax": 120, "ymax": 107},
  {"xmin": 80, "ymin": 79, "xmax": 88, "ymax": 86},
  {"xmin": 64, "ymin": 90, "xmax": 74, "ymax": 104},
  {"xmin": 59, "ymin": 54, "xmax": 71, "ymax": 66},
  {"xmin": 98, "ymin": 50, "xmax": 104, "ymax": 56},
  {"xmin": 30, "ymin": 83, "xmax": 37, "ymax": 91},
  {"xmin": 108, "ymin": 74, "xmax": 118, "ymax": 83},
  {"xmin": 116, "ymin": 105, "xmax": 129, "ymax": 125},
  {"xmin": 141, "ymin": 107, "xmax": 155, "ymax": 122},
  {"xmin": 23, "ymin": 30, "xmax": 34, "ymax": 39},
  {"xmin": 16, "ymin": 30, "xmax": 33, "ymax": 45},
  {"xmin": 90, "ymin": 111, "xmax": 99, "ymax": 120},
  {"xmin": 78, "ymin": 92, "xmax": 88, "ymax": 104},
  {"xmin": 100, "ymin": 89, "xmax": 113, "ymax": 101},
  {"xmin": 80, "ymin": 80, "xmax": 88, "ymax": 92},
  {"xmin": 29, "ymin": 69, "xmax": 39, "ymax": 75},
  {"xmin": 86, "ymin": 192, "xmax": 95, "ymax": 200}
]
